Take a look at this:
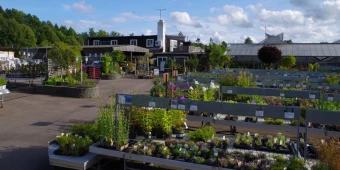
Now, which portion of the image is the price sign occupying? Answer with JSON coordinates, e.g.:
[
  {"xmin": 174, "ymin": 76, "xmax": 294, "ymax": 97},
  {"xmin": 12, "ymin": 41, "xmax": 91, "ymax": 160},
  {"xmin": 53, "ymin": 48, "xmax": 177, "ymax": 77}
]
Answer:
[
  {"xmin": 171, "ymin": 104, "xmax": 178, "ymax": 109},
  {"xmin": 280, "ymin": 93, "xmax": 285, "ymax": 97},
  {"xmin": 296, "ymin": 84, "xmax": 301, "ymax": 88},
  {"xmin": 211, "ymin": 79, "xmax": 215, "ymax": 83},
  {"xmin": 310, "ymin": 94, "xmax": 316, "ymax": 99},
  {"xmin": 325, "ymin": 86, "xmax": 329, "ymax": 90},
  {"xmin": 318, "ymin": 86, "xmax": 322, "ymax": 89},
  {"xmin": 279, "ymin": 83, "xmax": 283, "ymax": 87},
  {"xmin": 190, "ymin": 105, "xmax": 198, "ymax": 111},
  {"xmin": 286, "ymin": 83, "xmax": 291, "ymax": 87},
  {"xmin": 328, "ymin": 96, "xmax": 334, "ymax": 101},
  {"xmin": 255, "ymin": 110, "xmax": 264, "ymax": 117},
  {"xmin": 227, "ymin": 90, "xmax": 232, "ymax": 94},
  {"xmin": 178, "ymin": 104, "xmax": 186, "ymax": 110},
  {"xmin": 149, "ymin": 102, "xmax": 156, "ymax": 107},
  {"xmin": 256, "ymin": 82, "xmax": 263, "ymax": 86},
  {"xmin": 284, "ymin": 112, "xmax": 295, "ymax": 119}
]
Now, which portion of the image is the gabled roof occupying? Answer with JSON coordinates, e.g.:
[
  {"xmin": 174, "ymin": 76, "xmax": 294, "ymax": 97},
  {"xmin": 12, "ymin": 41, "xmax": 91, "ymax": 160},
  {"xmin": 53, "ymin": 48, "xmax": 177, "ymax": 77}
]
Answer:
[{"xmin": 259, "ymin": 33, "xmax": 286, "ymax": 44}]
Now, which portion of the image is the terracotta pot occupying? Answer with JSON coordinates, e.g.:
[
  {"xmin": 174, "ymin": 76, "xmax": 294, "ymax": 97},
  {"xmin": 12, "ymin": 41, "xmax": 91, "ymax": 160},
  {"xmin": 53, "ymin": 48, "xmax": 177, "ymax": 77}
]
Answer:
[{"xmin": 116, "ymin": 144, "xmax": 129, "ymax": 151}]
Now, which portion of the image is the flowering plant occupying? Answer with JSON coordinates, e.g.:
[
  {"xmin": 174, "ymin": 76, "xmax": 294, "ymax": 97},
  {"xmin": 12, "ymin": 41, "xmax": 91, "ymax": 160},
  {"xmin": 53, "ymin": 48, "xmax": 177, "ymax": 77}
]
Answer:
[{"xmin": 55, "ymin": 133, "xmax": 93, "ymax": 156}]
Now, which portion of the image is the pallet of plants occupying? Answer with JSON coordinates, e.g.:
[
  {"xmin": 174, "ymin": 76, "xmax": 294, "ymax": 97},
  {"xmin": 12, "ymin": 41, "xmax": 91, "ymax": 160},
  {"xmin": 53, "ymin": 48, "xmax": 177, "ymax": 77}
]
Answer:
[
  {"xmin": 48, "ymin": 123, "xmax": 101, "ymax": 170},
  {"xmin": 252, "ymin": 133, "xmax": 293, "ymax": 154}
]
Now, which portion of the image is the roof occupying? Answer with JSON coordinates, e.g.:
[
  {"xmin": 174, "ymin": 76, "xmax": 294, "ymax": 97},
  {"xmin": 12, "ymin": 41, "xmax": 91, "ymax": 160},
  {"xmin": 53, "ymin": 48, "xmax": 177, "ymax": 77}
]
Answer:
[
  {"xmin": 228, "ymin": 43, "xmax": 340, "ymax": 57},
  {"xmin": 24, "ymin": 45, "xmax": 150, "ymax": 53},
  {"xmin": 259, "ymin": 33, "xmax": 286, "ymax": 44},
  {"xmin": 88, "ymin": 35, "xmax": 157, "ymax": 40}
]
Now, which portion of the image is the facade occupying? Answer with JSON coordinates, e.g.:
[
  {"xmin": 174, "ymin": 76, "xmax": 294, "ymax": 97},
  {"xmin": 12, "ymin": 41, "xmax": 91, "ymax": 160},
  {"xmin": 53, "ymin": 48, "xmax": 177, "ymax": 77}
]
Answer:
[
  {"xmin": 228, "ymin": 33, "xmax": 340, "ymax": 67},
  {"xmin": 0, "ymin": 48, "xmax": 20, "ymax": 70}
]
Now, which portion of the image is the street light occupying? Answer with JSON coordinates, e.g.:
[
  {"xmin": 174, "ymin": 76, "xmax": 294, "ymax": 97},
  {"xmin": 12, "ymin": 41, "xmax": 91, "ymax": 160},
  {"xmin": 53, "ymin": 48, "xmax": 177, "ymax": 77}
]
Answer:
[{"xmin": 76, "ymin": 56, "xmax": 89, "ymax": 83}]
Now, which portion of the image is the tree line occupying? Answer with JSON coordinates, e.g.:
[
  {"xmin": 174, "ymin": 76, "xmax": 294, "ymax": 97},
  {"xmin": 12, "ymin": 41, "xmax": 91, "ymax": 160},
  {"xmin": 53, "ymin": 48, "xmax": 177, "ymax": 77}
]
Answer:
[{"xmin": 0, "ymin": 6, "xmax": 126, "ymax": 49}]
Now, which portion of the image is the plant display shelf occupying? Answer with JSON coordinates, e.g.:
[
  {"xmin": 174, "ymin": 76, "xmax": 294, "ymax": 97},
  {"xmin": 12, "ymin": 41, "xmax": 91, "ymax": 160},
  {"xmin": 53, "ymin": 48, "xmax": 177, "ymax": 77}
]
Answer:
[
  {"xmin": 0, "ymin": 88, "xmax": 10, "ymax": 108},
  {"xmin": 48, "ymin": 142, "xmax": 101, "ymax": 170},
  {"xmin": 118, "ymin": 94, "xmax": 303, "ymax": 154},
  {"xmin": 211, "ymin": 69, "xmax": 327, "ymax": 77},
  {"xmin": 90, "ymin": 143, "xmax": 233, "ymax": 170},
  {"xmin": 6, "ymin": 77, "xmax": 37, "ymax": 87}
]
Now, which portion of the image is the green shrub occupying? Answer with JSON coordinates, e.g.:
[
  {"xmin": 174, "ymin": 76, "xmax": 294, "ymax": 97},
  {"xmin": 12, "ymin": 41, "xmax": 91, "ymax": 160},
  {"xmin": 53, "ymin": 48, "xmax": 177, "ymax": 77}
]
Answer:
[
  {"xmin": 56, "ymin": 134, "xmax": 93, "ymax": 157},
  {"xmin": 325, "ymin": 74, "xmax": 339, "ymax": 84},
  {"xmin": 312, "ymin": 162, "xmax": 332, "ymax": 170},
  {"xmin": 274, "ymin": 119, "xmax": 284, "ymax": 126},
  {"xmin": 70, "ymin": 123, "xmax": 98, "ymax": 142},
  {"xmin": 287, "ymin": 157, "xmax": 306, "ymax": 170},
  {"xmin": 0, "ymin": 78, "xmax": 7, "ymax": 85},
  {"xmin": 188, "ymin": 126, "xmax": 216, "ymax": 142},
  {"xmin": 78, "ymin": 79, "xmax": 96, "ymax": 88},
  {"xmin": 65, "ymin": 75, "xmax": 77, "ymax": 87}
]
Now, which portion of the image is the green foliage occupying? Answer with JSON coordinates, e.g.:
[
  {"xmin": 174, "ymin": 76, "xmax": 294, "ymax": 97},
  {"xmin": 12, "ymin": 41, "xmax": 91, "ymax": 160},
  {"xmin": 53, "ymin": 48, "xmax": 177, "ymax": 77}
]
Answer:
[
  {"xmin": 65, "ymin": 75, "xmax": 77, "ymax": 87},
  {"xmin": 70, "ymin": 123, "xmax": 98, "ymax": 142},
  {"xmin": 287, "ymin": 157, "xmax": 306, "ymax": 170},
  {"xmin": 56, "ymin": 134, "xmax": 93, "ymax": 157},
  {"xmin": 150, "ymin": 85, "xmax": 166, "ymax": 97},
  {"xmin": 188, "ymin": 126, "xmax": 216, "ymax": 142},
  {"xmin": 112, "ymin": 50, "xmax": 126, "ymax": 65},
  {"xmin": 257, "ymin": 46, "xmax": 282, "ymax": 64},
  {"xmin": 281, "ymin": 55, "xmax": 296, "ymax": 68},
  {"xmin": 311, "ymin": 162, "xmax": 332, "ymax": 170},
  {"xmin": 48, "ymin": 42, "xmax": 82, "ymax": 73},
  {"xmin": 116, "ymin": 108, "xmax": 130, "ymax": 147},
  {"xmin": 244, "ymin": 37, "xmax": 253, "ymax": 44},
  {"xmin": 325, "ymin": 74, "xmax": 339, "ymax": 84},
  {"xmin": 101, "ymin": 54, "xmax": 112, "ymax": 74},
  {"xmin": 0, "ymin": 78, "xmax": 7, "ymax": 85},
  {"xmin": 308, "ymin": 63, "xmax": 320, "ymax": 71},
  {"xmin": 186, "ymin": 54, "xmax": 199, "ymax": 72},
  {"xmin": 96, "ymin": 96, "xmax": 115, "ymax": 143},
  {"xmin": 209, "ymin": 43, "xmax": 230, "ymax": 68}
]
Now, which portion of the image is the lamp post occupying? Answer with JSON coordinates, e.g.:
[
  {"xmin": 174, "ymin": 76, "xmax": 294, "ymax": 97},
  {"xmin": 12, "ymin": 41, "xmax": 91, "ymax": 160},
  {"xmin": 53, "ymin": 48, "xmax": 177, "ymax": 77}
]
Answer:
[{"xmin": 76, "ymin": 56, "xmax": 88, "ymax": 83}]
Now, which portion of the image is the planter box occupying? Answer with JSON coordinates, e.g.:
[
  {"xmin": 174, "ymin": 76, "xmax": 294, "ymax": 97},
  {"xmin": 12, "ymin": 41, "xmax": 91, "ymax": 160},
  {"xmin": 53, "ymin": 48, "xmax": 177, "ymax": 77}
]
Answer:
[
  {"xmin": 89, "ymin": 143, "xmax": 232, "ymax": 170},
  {"xmin": 48, "ymin": 143, "xmax": 101, "ymax": 170},
  {"xmin": 34, "ymin": 85, "xmax": 99, "ymax": 98},
  {"xmin": 101, "ymin": 74, "xmax": 121, "ymax": 80}
]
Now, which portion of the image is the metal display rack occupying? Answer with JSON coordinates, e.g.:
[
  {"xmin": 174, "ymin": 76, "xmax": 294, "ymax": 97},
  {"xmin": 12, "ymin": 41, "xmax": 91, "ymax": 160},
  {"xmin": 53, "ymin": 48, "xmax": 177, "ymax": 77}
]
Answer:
[{"xmin": 0, "ymin": 88, "xmax": 10, "ymax": 108}]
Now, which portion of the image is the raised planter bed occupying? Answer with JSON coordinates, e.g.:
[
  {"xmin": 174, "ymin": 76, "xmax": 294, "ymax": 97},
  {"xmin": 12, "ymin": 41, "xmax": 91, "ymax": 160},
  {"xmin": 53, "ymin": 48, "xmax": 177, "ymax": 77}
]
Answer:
[
  {"xmin": 89, "ymin": 143, "xmax": 232, "ymax": 170},
  {"xmin": 49, "ymin": 143, "xmax": 101, "ymax": 170},
  {"xmin": 101, "ymin": 74, "xmax": 121, "ymax": 80},
  {"xmin": 34, "ymin": 85, "xmax": 99, "ymax": 98}
]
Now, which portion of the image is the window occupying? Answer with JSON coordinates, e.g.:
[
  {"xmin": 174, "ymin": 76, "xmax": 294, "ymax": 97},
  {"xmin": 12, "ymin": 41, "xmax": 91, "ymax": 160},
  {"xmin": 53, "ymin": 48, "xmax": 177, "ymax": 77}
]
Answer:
[
  {"xmin": 89, "ymin": 53, "xmax": 92, "ymax": 57},
  {"xmin": 130, "ymin": 39, "xmax": 138, "ymax": 46},
  {"xmin": 94, "ymin": 53, "xmax": 97, "ymax": 58},
  {"xmin": 93, "ymin": 40, "xmax": 100, "ymax": 45},
  {"xmin": 100, "ymin": 53, "xmax": 103, "ymax": 57},
  {"xmin": 146, "ymin": 39, "xmax": 154, "ymax": 47},
  {"xmin": 111, "ymin": 40, "xmax": 118, "ymax": 45}
]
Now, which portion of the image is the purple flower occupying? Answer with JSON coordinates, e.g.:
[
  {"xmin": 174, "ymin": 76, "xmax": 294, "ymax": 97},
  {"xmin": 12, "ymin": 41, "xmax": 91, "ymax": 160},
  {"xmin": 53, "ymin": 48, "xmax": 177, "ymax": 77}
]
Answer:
[
  {"xmin": 185, "ymin": 81, "xmax": 190, "ymax": 87},
  {"xmin": 179, "ymin": 96, "xmax": 185, "ymax": 100}
]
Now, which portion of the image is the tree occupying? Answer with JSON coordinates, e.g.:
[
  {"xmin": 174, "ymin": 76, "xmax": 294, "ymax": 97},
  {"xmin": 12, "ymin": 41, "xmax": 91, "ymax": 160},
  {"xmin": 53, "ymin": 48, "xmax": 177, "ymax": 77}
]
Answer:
[
  {"xmin": 178, "ymin": 31, "xmax": 184, "ymax": 36},
  {"xmin": 257, "ymin": 46, "xmax": 282, "ymax": 66},
  {"xmin": 281, "ymin": 55, "xmax": 296, "ymax": 68},
  {"xmin": 320, "ymin": 42, "xmax": 328, "ymax": 44},
  {"xmin": 110, "ymin": 31, "xmax": 121, "ymax": 37},
  {"xmin": 48, "ymin": 42, "xmax": 82, "ymax": 77},
  {"xmin": 129, "ymin": 33, "xmax": 134, "ymax": 36},
  {"xmin": 196, "ymin": 38, "xmax": 201, "ymax": 43},
  {"xmin": 111, "ymin": 50, "xmax": 126, "ymax": 65},
  {"xmin": 88, "ymin": 28, "xmax": 97, "ymax": 37},
  {"xmin": 97, "ymin": 30, "xmax": 109, "ymax": 37},
  {"xmin": 185, "ymin": 54, "xmax": 199, "ymax": 72},
  {"xmin": 284, "ymin": 39, "xmax": 293, "ymax": 43},
  {"xmin": 221, "ymin": 41, "xmax": 227, "ymax": 49},
  {"xmin": 209, "ymin": 43, "xmax": 231, "ymax": 68},
  {"xmin": 244, "ymin": 37, "xmax": 253, "ymax": 44}
]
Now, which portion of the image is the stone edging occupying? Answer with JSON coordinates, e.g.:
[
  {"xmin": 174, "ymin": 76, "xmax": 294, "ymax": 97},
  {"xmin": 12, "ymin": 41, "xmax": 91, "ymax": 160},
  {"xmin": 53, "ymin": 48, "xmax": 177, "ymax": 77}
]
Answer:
[{"xmin": 34, "ymin": 85, "xmax": 99, "ymax": 98}]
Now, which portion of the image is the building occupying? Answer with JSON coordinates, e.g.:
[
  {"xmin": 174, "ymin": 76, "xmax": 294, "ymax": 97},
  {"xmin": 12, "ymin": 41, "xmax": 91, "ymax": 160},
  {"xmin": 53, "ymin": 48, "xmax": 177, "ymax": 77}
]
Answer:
[
  {"xmin": 87, "ymin": 19, "xmax": 202, "ymax": 71},
  {"xmin": 228, "ymin": 33, "xmax": 340, "ymax": 67},
  {"xmin": 0, "ymin": 47, "xmax": 21, "ymax": 70}
]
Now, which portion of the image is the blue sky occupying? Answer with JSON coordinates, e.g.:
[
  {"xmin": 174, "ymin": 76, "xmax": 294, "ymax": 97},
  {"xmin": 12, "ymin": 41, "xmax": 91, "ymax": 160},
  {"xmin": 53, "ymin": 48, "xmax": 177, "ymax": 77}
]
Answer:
[{"xmin": 1, "ymin": 0, "xmax": 340, "ymax": 43}]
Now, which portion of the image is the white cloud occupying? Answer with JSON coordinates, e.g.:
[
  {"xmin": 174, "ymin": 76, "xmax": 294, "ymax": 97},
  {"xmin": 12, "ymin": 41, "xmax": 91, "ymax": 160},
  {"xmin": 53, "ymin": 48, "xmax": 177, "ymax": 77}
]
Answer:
[
  {"xmin": 142, "ymin": 29, "xmax": 154, "ymax": 35},
  {"xmin": 256, "ymin": 9, "xmax": 310, "ymax": 25},
  {"xmin": 62, "ymin": 1, "xmax": 94, "ymax": 13},
  {"xmin": 111, "ymin": 12, "xmax": 158, "ymax": 23},
  {"xmin": 170, "ymin": 12, "xmax": 203, "ymax": 28},
  {"xmin": 62, "ymin": 20, "xmax": 111, "ymax": 31},
  {"xmin": 210, "ymin": 5, "xmax": 253, "ymax": 28}
]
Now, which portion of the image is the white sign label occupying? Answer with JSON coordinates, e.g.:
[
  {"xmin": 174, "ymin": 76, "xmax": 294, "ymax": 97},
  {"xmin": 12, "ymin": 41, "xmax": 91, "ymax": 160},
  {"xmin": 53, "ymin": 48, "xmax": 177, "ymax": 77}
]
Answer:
[
  {"xmin": 255, "ymin": 110, "xmax": 264, "ymax": 117},
  {"xmin": 171, "ymin": 104, "xmax": 178, "ymax": 109},
  {"xmin": 328, "ymin": 97, "xmax": 334, "ymax": 101},
  {"xmin": 280, "ymin": 93, "xmax": 285, "ymax": 97},
  {"xmin": 284, "ymin": 74, "xmax": 288, "ymax": 77},
  {"xmin": 284, "ymin": 112, "xmax": 295, "ymax": 119},
  {"xmin": 256, "ymin": 82, "xmax": 263, "ymax": 86},
  {"xmin": 190, "ymin": 105, "xmax": 198, "ymax": 111},
  {"xmin": 154, "ymin": 69, "xmax": 159, "ymax": 76},
  {"xmin": 310, "ymin": 94, "xmax": 316, "ymax": 99},
  {"xmin": 318, "ymin": 86, "xmax": 322, "ymax": 89},
  {"xmin": 273, "ymin": 83, "xmax": 277, "ymax": 86},
  {"xmin": 279, "ymin": 83, "xmax": 283, "ymax": 87},
  {"xmin": 119, "ymin": 95, "xmax": 126, "ymax": 104},
  {"xmin": 211, "ymin": 80, "xmax": 215, "ymax": 83},
  {"xmin": 286, "ymin": 83, "xmax": 291, "ymax": 87},
  {"xmin": 303, "ymin": 85, "xmax": 306, "ymax": 88},
  {"xmin": 227, "ymin": 90, "xmax": 232, "ymax": 94},
  {"xmin": 149, "ymin": 102, "xmax": 156, "ymax": 107},
  {"xmin": 178, "ymin": 104, "xmax": 186, "ymax": 110},
  {"xmin": 296, "ymin": 84, "xmax": 301, "ymax": 88},
  {"xmin": 325, "ymin": 86, "xmax": 329, "ymax": 90}
]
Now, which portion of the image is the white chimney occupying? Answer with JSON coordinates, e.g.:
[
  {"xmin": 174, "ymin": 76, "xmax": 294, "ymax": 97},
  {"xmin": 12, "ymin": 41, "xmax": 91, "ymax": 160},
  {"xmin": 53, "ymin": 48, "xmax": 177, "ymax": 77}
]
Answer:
[{"xmin": 157, "ymin": 20, "xmax": 166, "ymax": 52}]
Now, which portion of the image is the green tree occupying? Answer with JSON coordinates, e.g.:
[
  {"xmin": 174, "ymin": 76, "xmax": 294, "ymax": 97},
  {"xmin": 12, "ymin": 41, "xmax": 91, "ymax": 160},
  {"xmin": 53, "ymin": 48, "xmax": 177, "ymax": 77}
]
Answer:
[
  {"xmin": 221, "ymin": 41, "xmax": 227, "ymax": 49},
  {"xmin": 178, "ymin": 31, "xmax": 184, "ymax": 36},
  {"xmin": 284, "ymin": 39, "xmax": 293, "ymax": 43},
  {"xmin": 110, "ymin": 31, "xmax": 121, "ymax": 37},
  {"xmin": 281, "ymin": 55, "xmax": 296, "ymax": 68},
  {"xmin": 244, "ymin": 37, "xmax": 253, "ymax": 44},
  {"xmin": 48, "ymin": 42, "xmax": 82, "ymax": 77},
  {"xmin": 101, "ymin": 54, "xmax": 113, "ymax": 74},
  {"xmin": 88, "ymin": 28, "xmax": 97, "ymax": 37},
  {"xmin": 112, "ymin": 50, "xmax": 126, "ymax": 65},
  {"xmin": 97, "ymin": 29, "xmax": 109, "ymax": 37},
  {"xmin": 209, "ymin": 43, "xmax": 230, "ymax": 68},
  {"xmin": 129, "ymin": 33, "xmax": 134, "ymax": 36},
  {"xmin": 196, "ymin": 38, "xmax": 200, "ymax": 43},
  {"xmin": 186, "ymin": 54, "xmax": 199, "ymax": 72}
]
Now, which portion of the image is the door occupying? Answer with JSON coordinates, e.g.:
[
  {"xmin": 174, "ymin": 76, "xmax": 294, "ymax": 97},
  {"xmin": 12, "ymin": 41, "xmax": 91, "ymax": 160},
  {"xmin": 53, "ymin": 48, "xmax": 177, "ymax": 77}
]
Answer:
[{"xmin": 160, "ymin": 61, "xmax": 165, "ymax": 71}]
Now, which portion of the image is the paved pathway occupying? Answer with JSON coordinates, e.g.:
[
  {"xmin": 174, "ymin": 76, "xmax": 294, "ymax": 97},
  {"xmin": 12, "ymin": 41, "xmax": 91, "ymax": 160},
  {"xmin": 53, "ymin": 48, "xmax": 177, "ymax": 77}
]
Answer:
[{"xmin": 0, "ymin": 78, "xmax": 153, "ymax": 170}]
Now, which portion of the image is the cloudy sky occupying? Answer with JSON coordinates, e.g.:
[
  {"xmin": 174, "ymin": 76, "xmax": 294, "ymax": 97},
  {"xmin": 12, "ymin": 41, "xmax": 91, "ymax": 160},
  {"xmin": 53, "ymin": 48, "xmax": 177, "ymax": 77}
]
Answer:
[{"xmin": 2, "ymin": 0, "xmax": 340, "ymax": 44}]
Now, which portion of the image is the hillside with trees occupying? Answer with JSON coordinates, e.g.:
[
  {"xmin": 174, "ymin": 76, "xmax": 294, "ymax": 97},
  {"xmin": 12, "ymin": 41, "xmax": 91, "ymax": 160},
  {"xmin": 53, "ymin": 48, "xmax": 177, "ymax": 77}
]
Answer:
[{"xmin": 0, "ymin": 6, "xmax": 122, "ymax": 49}]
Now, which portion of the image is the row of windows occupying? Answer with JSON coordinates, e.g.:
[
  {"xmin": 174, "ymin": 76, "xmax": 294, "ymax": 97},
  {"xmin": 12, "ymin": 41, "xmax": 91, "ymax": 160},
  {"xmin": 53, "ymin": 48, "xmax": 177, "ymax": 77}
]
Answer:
[{"xmin": 93, "ymin": 39, "xmax": 155, "ymax": 47}]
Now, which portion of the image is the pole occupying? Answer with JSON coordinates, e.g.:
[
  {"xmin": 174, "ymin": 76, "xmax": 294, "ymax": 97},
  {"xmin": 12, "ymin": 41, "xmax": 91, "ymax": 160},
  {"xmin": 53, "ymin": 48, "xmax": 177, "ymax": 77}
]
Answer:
[
  {"xmin": 296, "ymin": 118, "xmax": 300, "ymax": 158},
  {"xmin": 304, "ymin": 120, "xmax": 308, "ymax": 162},
  {"xmin": 81, "ymin": 59, "xmax": 83, "ymax": 82}
]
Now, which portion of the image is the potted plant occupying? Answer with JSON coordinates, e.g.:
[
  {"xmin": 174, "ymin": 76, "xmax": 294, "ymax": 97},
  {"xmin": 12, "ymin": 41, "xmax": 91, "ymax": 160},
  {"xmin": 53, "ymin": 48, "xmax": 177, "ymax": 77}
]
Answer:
[
  {"xmin": 0, "ymin": 78, "xmax": 7, "ymax": 90},
  {"xmin": 115, "ymin": 109, "xmax": 130, "ymax": 151}
]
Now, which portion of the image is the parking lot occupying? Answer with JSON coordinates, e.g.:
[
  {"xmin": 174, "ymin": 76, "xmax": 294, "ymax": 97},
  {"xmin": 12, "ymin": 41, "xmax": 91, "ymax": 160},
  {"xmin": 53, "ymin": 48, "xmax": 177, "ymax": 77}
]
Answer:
[{"xmin": 0, "ymin": 78, "xmax": 153, "ymax": 170}]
